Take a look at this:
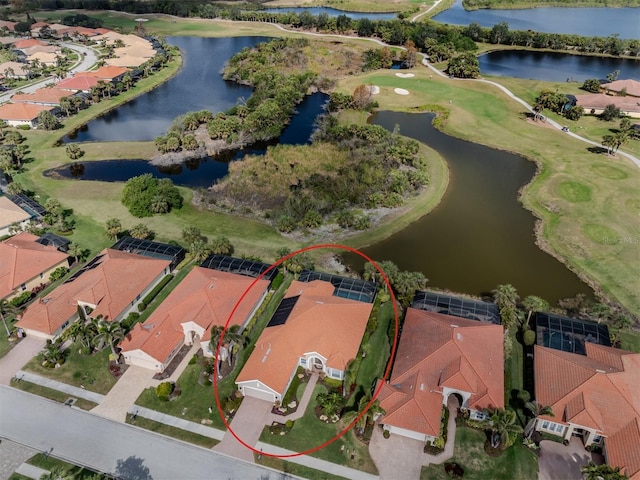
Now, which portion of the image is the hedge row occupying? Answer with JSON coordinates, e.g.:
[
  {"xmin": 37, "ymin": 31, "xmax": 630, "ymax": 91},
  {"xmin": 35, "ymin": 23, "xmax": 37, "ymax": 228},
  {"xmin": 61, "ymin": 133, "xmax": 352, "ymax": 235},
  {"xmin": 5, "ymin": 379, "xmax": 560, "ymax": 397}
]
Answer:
[{"xmin": 138, "ymin": 274, "xmax": 174, "ymax": 311}]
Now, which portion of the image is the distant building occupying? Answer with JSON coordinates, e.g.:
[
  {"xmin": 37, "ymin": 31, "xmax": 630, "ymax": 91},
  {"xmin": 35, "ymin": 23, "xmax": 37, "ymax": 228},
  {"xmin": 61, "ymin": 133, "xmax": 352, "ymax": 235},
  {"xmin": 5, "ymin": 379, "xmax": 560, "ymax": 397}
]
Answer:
[
  {"xmin": 0, "ymin": 196, "xmax": 30, "ymax": 236},
  {"xmin": 601, "ymin": 79, "xmax": 640, "ymax": 98},
  {"xmin": 0, "ymin": 103, "xmax": 54, "ymax": 128}
]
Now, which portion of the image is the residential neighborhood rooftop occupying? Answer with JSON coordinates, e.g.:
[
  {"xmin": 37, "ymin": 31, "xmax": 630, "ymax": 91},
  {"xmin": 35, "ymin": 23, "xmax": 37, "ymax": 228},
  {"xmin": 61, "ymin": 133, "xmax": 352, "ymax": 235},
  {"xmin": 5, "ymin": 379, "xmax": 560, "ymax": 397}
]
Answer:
[
  {"xmin": 535, "ymin": 311, "xmax": 611, "ymax": 355},
  {"xmin": 412, "ymin": 290, "xmax": 501, "ymax": 324},
  {"xmin": 200, "ymin": 254, "xmax": 277, "ymax": 282}
]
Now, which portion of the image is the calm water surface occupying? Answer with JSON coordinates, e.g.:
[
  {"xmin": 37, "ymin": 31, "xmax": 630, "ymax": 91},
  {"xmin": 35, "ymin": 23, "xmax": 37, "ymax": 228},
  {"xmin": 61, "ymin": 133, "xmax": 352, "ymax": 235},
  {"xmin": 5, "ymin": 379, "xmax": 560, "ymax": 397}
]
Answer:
[
  {"xmin": 480, "ymin": 50, "xmax": 640, "ymax": 82},
  {"xmin": 64, "ymin": 36, "xmax": 268, "ymax": 143},
  {"xmin": 48, "ymin": 93, "xmax": 328, "ymax": 187},
  {"xmin": 434, "ymin": 0, "xmax": 640, "ymax": 38},
  {"xmin": 262, "ymin": 7, "xmax": 397, "ymax": 20},
  {"xmin": 344, "ymin": 111, "xmax": 592, "ymax": 303}
]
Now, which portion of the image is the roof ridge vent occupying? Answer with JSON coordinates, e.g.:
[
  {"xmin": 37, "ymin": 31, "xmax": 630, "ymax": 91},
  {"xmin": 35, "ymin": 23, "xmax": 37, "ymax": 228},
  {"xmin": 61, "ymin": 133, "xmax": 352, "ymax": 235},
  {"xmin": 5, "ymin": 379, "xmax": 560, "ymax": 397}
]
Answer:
[{"xmin": 595, "ymin": 369, "xmax": 606, "ymax": 374}]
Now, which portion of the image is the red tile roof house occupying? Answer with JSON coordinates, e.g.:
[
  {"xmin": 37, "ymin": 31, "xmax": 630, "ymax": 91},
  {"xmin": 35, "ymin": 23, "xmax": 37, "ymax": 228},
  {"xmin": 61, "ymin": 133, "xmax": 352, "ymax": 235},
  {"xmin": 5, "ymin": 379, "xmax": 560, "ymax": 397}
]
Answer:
[
  {"xmin": 120, "ymin": 267, "xmax": 270, "ymax": 374},
  {"xmin": 0, "ymin": 232, "xmax": 69, "ymax": 302},
  {"xmin": 534, "ymin": 344, "xmax": 640, "ymax": 480},
  {"xmin": 0, "ymin": 196, "xmax": 31, "ymax": 236},
  {"xmin": 77, "ymin": 66, "xmax": 130, "ymax": 84},
  {"xmin": 16, "ymin": 248, "xmax": 171, "ymax": 340},
  {"xmin": 601, "ymin": 79, "xmax": 640, "ymax": 98},
  {"xmin": 236, "ymin": 278, "xmax": 374, "ymax": 404},
  {"xmin": 11, "ymin": 88, "xmax": 70, "ymax": 107},
  {"xmin": 53, "ymin": 75, "xmax": 99, "ymax": 93},
  {"xmin": 13, "ymin": 38, "xmax": 47, "ymax": 50},
  {"xmin": 0, "ymin": 103, "xmax": 54, "ymax": 128},
  {"xmin": 377, "ymin": 308, "xmax": 504, "ymax": 443}
]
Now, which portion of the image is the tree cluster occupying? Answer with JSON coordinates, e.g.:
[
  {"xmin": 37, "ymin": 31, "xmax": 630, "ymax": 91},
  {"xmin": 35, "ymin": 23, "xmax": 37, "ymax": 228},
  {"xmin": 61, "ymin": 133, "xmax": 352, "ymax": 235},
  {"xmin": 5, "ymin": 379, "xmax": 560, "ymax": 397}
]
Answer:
[
  {"xmin": 533, "ymin": 89, "xmax": 583, "ymax": 121},
  {"xmin": 61, "ymin": 13, "xmax": 104, "ymax": 28},
  {"xmin": 121, "ymin": 173, "xmax": 183, "ymax": 217}
]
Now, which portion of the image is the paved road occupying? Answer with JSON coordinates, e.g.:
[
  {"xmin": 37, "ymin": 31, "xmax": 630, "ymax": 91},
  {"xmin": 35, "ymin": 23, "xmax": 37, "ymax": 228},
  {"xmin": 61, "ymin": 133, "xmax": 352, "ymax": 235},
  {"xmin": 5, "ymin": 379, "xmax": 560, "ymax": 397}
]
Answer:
[
  {"xmin": 0, "ymin": 42, "xmax": 98, "ymax": 104},
  {"xmin": 0, "ymin": 386, "xmax": 290, "ymax": 480}
]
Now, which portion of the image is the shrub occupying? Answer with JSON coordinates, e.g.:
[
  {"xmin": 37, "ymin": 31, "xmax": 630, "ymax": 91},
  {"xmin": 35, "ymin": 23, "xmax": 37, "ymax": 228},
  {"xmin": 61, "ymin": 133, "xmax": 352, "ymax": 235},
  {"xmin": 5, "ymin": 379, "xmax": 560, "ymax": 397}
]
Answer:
[
  {"xmin": 434, "ymin": 436, "xmax": 445, "ymax": 449},
  {"xmin": 285, "ymin": 420, "xmax": 294, "ymax": 429},
  {"xmin": 137, "ymin": 302, "xmax": 147, "ymax": 312},
  {"xmin": 188, "ymin": 355, "xmax": 197, "ymax": 365},
  {"xmin": 10, "ymin": 291, "xmax": 32, "ymax": 307},
  {"xmin": 271, "ymin": 272, "xmax": 284, "ymax": 291},
  {"xmin": 383, "ymin": 430, "xmax": 390, "ymax": 439},
  {"xmin": 156, "ymin": 381, "xmax": 173, "ymax": 400},
  {"xmin": 121, "ymin": 312, "xmax": 140, "ymax": 331},
  {"xmin": 142, "ymin": 274, "xmax": 173, "ymax": 306},
  {"xmin": 49, "ymin": 266, "xmax": 69, "ymax": 282},
  {"xmin": 523, "ymin": 329, "xmax": 536, "ymax": 346}
]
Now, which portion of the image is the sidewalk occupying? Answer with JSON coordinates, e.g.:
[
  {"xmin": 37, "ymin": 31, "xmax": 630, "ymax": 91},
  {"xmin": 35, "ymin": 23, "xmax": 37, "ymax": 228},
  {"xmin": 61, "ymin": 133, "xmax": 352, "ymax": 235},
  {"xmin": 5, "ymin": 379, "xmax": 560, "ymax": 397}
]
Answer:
[
  {"xmin": 129, "ymin": 405, "xmax": 225, "ymax": 441},
  {"xmin": 14, "ymin": 370, "xmax": 105, "ymax": 404},
  {"xmin": 14, "ymin": 463, "xmax": 48, "ymax": 480}
]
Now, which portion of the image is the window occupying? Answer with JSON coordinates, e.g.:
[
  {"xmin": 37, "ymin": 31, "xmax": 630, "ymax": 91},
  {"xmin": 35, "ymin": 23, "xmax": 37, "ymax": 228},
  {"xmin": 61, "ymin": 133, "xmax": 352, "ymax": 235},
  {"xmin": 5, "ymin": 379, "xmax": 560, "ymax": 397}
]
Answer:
[
  {"xmin": 555, "ymin": 424, "xmax": 564, "ymax": 433},
  {"xmin": 21, "ymin": 283, "xmax": 26, "ymax": 291},
  {"xmin": 330, "ymin": 369, "xmax": 341, "ymax": 379},
  {"xmin": 300, "ymin": 358, "xmax": 307, "ymax": 366},
  {"xmin": 542, "ymin": 421, "xmax": 549, "ymax": 430},
  {"xmin": 40, "ymin": 272, "xmax": 44, "ymax": 278},
  {"xmin": 593, "ymin": 435, "xmax": 603, "ymax": 444}
]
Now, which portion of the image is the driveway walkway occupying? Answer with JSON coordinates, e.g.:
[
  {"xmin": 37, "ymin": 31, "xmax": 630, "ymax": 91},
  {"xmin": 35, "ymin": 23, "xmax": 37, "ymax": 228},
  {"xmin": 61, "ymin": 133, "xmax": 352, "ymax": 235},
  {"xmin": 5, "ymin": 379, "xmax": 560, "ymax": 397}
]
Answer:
[
  {"xmin": 538, "ymin": 436, "xmax": 598, "ymax": 480},
  {"xmin": 91, "ymin": 365, "xmax": 154, "ymax": 421},
  {"xmin": 15, "ymin": 370, "xmax": 104, "ymax": 404},
  {"xmin": 0, "ymin": 337, "xmax": 45, "ymax": 386},
  {"xmin": 0, "ymin": 439, "xmax": 37, "ymax": 480},
  {"xmin": 213, "ymin": 395, "xmax": 273, "ymax": 463},
  {"xmin": 369, "ymin": 398, "xmax": 457, "ymax": 480}
]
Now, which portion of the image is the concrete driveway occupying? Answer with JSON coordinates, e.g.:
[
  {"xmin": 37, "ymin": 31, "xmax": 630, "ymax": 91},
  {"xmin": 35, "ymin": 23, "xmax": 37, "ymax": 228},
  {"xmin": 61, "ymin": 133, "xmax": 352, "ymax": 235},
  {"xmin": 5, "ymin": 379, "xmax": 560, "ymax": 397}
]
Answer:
[
  {"xmin": 0, "ymin": 336, "xmax": 45, "ymax": 385},
  {"xmin": 538, "ymin": 436, "xmax": 598, "ymax": 480},
  {"xmin": 214, "ymin": 396, "xmax": 273, "ymax": 463},
  {"xmin": 90, "ymin": 365, "xmax": 155, "ymax": 422}
]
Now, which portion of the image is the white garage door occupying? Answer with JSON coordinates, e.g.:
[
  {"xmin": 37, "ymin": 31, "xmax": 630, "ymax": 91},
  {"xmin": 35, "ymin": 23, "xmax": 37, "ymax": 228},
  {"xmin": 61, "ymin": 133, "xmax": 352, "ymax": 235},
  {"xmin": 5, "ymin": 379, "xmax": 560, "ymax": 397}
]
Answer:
[{"xmin": 243, "ymin": 386, "xmax": 275, "ymax": 403}]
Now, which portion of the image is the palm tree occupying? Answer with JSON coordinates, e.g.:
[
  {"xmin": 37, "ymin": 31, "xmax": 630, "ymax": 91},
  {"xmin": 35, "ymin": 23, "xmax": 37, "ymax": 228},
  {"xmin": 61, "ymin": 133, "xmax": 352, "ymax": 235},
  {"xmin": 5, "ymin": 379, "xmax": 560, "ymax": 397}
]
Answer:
[
  {"xmin": 317, "ymin": 391, "xmax": 345, "ymax": 418},
  {"xmin": 190, "ymin": 239, "xmax": 211, "ymax": 263},
  {"xmin": 40, "ymin": 341, "xmax": 65, "ymax": 366},
  {"xmin": 67, "ymin": 242, "xmax": 83, "ymax": 265},
  {"xmin": 94, "ymin": 318, "xmax": 124, "ymax": 364},
  {"xmin": 224, "ymin": 324, "xmax": 245, "ymax": 367},
  {"xmin": 342, "ymin": 359, "xmax": 358, "ymax": 396},
  {"xmin": 581, "ymin": 462, "xmax": 628, "ymax": 480},
  {"xmin": 524, "ymin": 401, "xmax": 554, "ymax": 438},
  {"xmin": 40, "ymin": 466, "xmax": 72, "ymax": 480},
  {"xmin": 483, "ymin": 407, "xmax": 523, "ymax": 449},
  {"xmin": 130, "ymin": 223, "xmax": 152, "ymax": 240},
  {"xmin": 66, "ymin": 318, "xmax": 96, "ymax": 352},
  {"xmin": 521, "ymin": 295, "xmax": 549, "ymax": 329},
  {"xmin": 105, "ymin": 218, "xmax": 122, "ymax": 241},
  {"xmin": 493, "ymin": 284, "xmax": 520, "ymax": 331}
]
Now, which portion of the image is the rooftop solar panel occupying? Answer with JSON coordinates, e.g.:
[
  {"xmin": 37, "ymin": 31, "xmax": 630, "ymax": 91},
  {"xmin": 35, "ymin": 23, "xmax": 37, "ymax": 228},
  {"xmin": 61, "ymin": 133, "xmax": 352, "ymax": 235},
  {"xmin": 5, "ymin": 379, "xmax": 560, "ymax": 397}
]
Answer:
[
  {"xmin": 267, "ymin": 295, "xmax": 299, "ymax": 327},
  {"xmin": 412, "ymin": 290, "xmax": 501, "ymax": 324}
]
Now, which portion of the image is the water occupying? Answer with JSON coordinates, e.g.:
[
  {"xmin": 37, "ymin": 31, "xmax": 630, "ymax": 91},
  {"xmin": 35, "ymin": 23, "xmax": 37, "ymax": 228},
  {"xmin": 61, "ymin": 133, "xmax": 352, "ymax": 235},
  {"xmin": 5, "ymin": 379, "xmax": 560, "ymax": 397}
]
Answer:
[
  {"xmin": 433, "ymin": 0, "xmax": 640, "ymax": 39},
  {"xmin": 343, "ymin": 111, "xmax": 592, "ymax": 304},
  {"xmin": 261, "ymin": 7, "xmax": 398, "ymax": 20},
  {"xmin": 480, "ymin": 50, "xmax": 640, "ymax": 82},
  {"xmin": 64, "ymin": 36, "xmax": 269, "ymax": 143},
  {"xmin": 47, "ymin": 92, "xmax": 328, "ymax": 187}
]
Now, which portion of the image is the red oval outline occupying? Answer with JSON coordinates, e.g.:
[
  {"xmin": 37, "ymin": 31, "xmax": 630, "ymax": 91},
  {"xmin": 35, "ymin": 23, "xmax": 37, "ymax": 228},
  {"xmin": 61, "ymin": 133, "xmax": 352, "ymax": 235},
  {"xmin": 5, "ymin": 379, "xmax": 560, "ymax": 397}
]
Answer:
[{"xmin": 213, "ymin": 243, "xmax": 399, "ymax": 458}]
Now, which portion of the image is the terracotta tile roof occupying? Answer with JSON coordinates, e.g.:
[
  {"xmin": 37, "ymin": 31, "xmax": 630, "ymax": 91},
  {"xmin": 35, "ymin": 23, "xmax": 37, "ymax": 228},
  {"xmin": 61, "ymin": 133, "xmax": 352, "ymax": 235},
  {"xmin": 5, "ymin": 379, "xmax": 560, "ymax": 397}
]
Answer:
[
  {"xmin": 602, "ymin": 79, "xmax": 640, "ymax": 97},
  {"xmin": 0, "ymin": 232, "xmax": 69, "ymax": 299},
  {"xmin": 0, "ymin": 21, "xmax": 17, "ymax": 31},
  {"xmin": 22, "ymin": 45, "xmax": 59, "ymax": 55},
  {"xmin": 78, "ymin": 66, "xmax": 129, "ymax": 81},
  {"xmin": 606, "ymin": 418, "xmax": 640, "ymax": 480},
  {"xmin": 576, "ymin": 93, "xmax": 640, "ymax": 114},
  {"xmin": 13, "ymin": 39, "xmax": 47, "ymax": 49},
  {"xmin": 54, "ymin": 75, "xmax": 99, "ymax": 91},
  {"xmin": 30, "ymin": 22, "xmax": 50, "ymax": 29},
  {"xmin": 94, "ymin": 28, "xmax": 112, "ymax": 35},
  {"xmin": 379, "ymin": 309, "xmax": 504, "ymax": 437},
  {"xmin": 11, "ymin": 88, "xmax": 69, "ymax": 105},
  {"xmin": 0, "ymin": 61, "xmax": 29, "ymax": 77},
  {"xmin": 534, "ymin": 344, "xmax": 640, "ymax": 477},
  {"xmin": 121, "ymin": 267, "xmax": 269, "ymax": 363},
  {"xmin": 26, "ymin": 52, "xmax": 58, "ymax": 65},
  {"xmin": 0, "ymin": 102, "xmax": 53, "ymax": 121},
  {"xmin": 237, "ymin": 279, "xmax": 372, "ymax": 396},
  {"xmin": 56, "ymin": 26, "xmax": 99, "ymax": 37},
  {"xmin": 16, "ymin": 249, "xmax": 169, "ymax": 336},
  {"xmin": 0, "ymin": 196, "xmax": 30, "ymax": 229}
]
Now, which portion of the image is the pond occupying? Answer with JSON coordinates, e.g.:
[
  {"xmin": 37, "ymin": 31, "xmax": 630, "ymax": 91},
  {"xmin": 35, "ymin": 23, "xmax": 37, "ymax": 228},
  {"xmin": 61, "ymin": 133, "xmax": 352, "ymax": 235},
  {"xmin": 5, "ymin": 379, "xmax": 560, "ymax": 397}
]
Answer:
[
  {"xmin": 64, "ymin": 36, "xmax": 269, "ymax": 143},
  {"xmin": 343, "ymin": 111, "xmax": 592, "ymax": 304},
  {"xmin": 433, "ymin": 0, "xmax": 640, "ymax": 39},
  {"xmin": 479, "ymin": 50, "xmax": 640, "ymax": 82},
  {"xmin": 261, "ymin": 7, "xmax": 398, "ymax": 20},
  {"xmin": 48, "ymin": 92, "xmax": 328, "ymax": 187}
]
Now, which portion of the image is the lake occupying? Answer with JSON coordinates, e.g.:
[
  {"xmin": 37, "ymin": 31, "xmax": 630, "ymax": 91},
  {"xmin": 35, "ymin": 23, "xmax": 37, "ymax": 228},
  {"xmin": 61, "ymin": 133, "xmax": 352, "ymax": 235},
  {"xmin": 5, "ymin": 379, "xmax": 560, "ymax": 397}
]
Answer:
[
  {"xmin": 261, "ymin": 7, "xmax": 398, "ymax": 20},
  {"xmin": 49, "ymin": 92, "xmax": 328, "ymax": 186},
  {"xmin": 479, "ymin": 50, "xmax": 640, "ymax": 82},
  {"xmin": 64, "ymin": 36, "xmax": 269, "ymax": 143},
  {"xmin": 343, "ymin": 111, "xmax": 592, "ymax": 304},
  {"xmin": 433, "ymin": 0, "xmax": 640, "ymax": 39}
]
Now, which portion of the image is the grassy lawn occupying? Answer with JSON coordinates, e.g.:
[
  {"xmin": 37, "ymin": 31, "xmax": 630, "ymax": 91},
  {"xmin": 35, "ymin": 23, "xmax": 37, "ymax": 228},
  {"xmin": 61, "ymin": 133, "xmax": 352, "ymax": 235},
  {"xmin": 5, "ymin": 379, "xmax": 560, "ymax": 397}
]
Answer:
[
  {"xmin": 27, "ymin": 453, "xmax": 101, "ymax": 480},
  {"xmin": 126, "ymin": 416, "xmax": 219, "ymax": 448},
  {"xmin": 9, "ymin": 379, "xmax": 98, "ymax": 410},
  {"xmin": 23, "ymin": 347, "xmax": 117, "ymax": 395},
  {"xmin": 339, "ymin": 67, "xmax": 640, "ymax": 316},
  {"xmin": 255, "ymin": 453, "xmax": 350, "ymax": 480},
  {"xmin": 0, "ymin": 330, "xmax": 18, "ymax": 359},
  {"xmin": 611, "ymin": 328, "xmax": 640, "ymax": 353},
  {"xmin": 259, "ymin": 383, "xmax": 378, "ymax": 474},
  {"xmin": 420, "ymin": 426, "xmax": 539, "ymax": 480}
]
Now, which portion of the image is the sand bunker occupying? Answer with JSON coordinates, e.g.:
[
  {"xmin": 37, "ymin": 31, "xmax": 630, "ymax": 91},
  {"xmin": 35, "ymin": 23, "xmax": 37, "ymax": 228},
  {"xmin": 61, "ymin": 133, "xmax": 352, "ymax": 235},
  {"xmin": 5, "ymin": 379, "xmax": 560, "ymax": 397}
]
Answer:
[
  {"xmin": 394, "ymin": 88, "xmax": 410, "ymax": 95},
  {"xmin": 367, "ymin": 85, "xmax": 380, "ymax": 95},
  {"xmin": 395, "ymin": 72, "xmax": 415, "ymax": 78}
]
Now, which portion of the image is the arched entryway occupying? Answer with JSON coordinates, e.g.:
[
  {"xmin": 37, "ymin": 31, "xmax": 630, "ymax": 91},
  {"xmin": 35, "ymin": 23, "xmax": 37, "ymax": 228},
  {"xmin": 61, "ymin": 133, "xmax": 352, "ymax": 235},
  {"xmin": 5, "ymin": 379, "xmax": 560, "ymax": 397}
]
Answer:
[{"xmin": 307, "ymin": 356, "xmax": 325, "ymax": 372}]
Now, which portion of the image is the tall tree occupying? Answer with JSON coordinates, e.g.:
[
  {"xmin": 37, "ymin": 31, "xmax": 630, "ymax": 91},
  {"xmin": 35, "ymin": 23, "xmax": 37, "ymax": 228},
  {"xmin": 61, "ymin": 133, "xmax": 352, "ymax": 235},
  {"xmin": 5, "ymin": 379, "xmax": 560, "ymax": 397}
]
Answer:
[
  {"xmin": 524, "ymin": 401, "xmax": 553, "ymax": 438},
  {"xmin": 482, "ymin": 407, "xmax": 523, "ymax": 449},
  {"xmin": 493, "ymin": 284, "xmax": 520, "ymax": 330},
  {"xmin": 105, "ymin": 218, "xmax": 122, "ymax": 241},
  {"xmin": 94, "ymin": 318, "xmax": 124, "ymax": 364},
  {"xmin": 521, "ymin": 295, "xmax": 549, "ymax": 329}
]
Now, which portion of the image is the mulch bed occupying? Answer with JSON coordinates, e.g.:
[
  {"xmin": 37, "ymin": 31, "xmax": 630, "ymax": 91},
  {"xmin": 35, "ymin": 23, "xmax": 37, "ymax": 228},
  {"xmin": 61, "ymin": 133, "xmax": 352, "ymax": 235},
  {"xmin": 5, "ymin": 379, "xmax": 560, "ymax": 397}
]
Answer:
[{"xmin": 153, "ymin": 344, "xmax": 193, "ymax": 380}]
